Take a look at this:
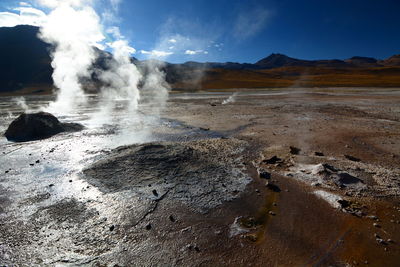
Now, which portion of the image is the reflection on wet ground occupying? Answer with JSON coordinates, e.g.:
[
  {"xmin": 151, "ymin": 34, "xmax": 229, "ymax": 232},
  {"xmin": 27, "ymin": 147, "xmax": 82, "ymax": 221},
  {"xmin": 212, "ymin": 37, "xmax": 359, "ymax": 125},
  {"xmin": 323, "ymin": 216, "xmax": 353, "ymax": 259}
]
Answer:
[{"xmin": 1, "ymin": 89, "xmax": 400, "ymax": 266}]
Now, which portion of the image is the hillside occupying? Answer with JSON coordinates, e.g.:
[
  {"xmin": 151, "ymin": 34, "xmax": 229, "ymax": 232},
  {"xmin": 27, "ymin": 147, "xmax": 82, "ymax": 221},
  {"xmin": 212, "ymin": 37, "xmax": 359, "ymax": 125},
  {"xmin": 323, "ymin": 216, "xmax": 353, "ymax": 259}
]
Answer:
[{"xmin": 1, "ymin": 25, "xmax": 400, "ymax": 94}]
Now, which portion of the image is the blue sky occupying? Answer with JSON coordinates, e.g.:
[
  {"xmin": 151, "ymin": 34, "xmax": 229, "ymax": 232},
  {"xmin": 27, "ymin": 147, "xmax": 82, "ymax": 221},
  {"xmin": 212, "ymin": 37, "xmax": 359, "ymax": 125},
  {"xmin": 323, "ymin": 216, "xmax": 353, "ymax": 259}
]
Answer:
[{"xmin": 1, "ymin": 0, "xmax": 400, "ymax": 63}]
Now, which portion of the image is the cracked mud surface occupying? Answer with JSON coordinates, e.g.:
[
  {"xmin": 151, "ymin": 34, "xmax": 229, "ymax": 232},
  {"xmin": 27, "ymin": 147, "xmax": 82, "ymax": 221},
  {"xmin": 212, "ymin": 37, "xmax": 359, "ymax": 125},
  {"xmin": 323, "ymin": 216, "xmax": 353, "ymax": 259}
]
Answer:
[{"xmin": 1, "ymin": 88, "xmax": 400, "ymax": 266}]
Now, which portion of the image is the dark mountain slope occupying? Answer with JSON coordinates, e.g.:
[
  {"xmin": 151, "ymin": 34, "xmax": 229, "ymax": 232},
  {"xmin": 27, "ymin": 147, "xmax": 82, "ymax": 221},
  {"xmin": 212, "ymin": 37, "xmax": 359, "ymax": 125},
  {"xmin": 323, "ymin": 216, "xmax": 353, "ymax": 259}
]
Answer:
[{"xmin": 0, "ymin": 25, "xmax": 52, "ymax": 92}]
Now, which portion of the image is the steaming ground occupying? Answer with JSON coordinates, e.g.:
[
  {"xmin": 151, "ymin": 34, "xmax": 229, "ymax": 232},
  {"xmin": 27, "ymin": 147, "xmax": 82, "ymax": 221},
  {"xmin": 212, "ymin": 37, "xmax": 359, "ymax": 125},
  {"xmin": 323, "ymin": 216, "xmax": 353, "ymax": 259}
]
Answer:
[{"xmin": 1, "ymin": 88, "xmax": 400, "ymax": 266}]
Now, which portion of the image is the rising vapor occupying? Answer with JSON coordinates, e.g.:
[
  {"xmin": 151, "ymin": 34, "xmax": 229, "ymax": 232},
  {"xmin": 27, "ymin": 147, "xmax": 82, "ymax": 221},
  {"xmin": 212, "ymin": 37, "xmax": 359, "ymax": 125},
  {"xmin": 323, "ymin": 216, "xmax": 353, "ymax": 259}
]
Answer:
[
  {"xmin": 39, "ymin": 1, "xmax": 104, "ymax": 114},
  {"xmin": 33, "ymin": 0, "xmax": 171, "ymax": 142}
]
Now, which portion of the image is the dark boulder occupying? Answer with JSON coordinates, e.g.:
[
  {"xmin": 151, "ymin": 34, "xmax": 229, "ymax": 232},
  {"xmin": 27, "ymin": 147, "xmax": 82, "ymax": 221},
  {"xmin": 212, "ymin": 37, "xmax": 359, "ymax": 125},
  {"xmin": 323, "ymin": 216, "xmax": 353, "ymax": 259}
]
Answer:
[{"xmin": 4, "ymin": 112, "xmax": 84, "ymax": 142}]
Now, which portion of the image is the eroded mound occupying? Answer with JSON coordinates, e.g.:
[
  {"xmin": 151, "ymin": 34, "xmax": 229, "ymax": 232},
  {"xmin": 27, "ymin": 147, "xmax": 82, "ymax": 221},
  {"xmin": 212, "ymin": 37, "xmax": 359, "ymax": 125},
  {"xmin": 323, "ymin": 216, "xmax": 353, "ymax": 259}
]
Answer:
[
  {"xmin": 83, "ymin": 138, "xmax": 251, "ymax": 213},
  {"xmin": 5, "ymin": 112, "xmax": 84, "ymax": 142}
]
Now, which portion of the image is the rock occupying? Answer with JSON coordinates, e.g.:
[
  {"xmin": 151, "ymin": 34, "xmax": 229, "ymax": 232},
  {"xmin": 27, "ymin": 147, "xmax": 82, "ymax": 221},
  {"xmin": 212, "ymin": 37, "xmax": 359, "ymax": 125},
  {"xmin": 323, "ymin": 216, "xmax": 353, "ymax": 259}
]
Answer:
[
  {"xmin": 169, "ymin": 215, "xmax": 175, "ymax": 222},
  {"xmin": 337, "ymin": 199, "xmax": 351, "ymax": 209},
  {"xmin": 268, "ymin": 211, "xmax": 276, "ymax": 216},
  {"xmin": 152, "ymin": 189, "xmax": 158, "ymax": 197},
  {"xmin": 314, "ymin": 152, "xmax": 324, "ymax": 156},
  {"xmin": 265, "ymin": 181, "xmax": 281, "ymax": 192},
  {"xmin": 373, "ymin": 223, "xmax": 380, "ymax": 228},
  {"xmin": 344, "ymin": 154, "xmax": 361, "ymax": 162},
  {"xmin": 289, "ymin": 146, "xmax": 301, "ymax": 155},
  {"xmin": 263, "ymin": 156, "xmax": 281, "ymax": 164},
  {"xmin": 109, "ymin": 225, "xmax": 115, "ymax": 231},
  {"xmin": 145, "ymin": 224, "xmax": 152, "ymax": 230},
  {"xmin": 5, "ymin": 112, "xmax": 84, "ymax": 142},
  {"xmin": 258, "ymin": 170, "xmax": 271, "ymax": 179}
]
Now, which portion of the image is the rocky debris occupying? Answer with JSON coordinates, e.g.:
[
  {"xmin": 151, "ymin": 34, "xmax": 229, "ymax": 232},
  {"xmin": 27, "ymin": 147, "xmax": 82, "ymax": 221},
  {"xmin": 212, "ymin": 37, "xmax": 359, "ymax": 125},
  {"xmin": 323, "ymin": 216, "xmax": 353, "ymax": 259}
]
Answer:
[
  {"xmin": 345, "ymin": 154, "xmax": 361, "ymax": 162},
  {"xmin": 311, "ymin": 163, "xmax": 365, "ymax": 189},
  {"xmin": 314, "ymin": 152, "xmax": 324, "ymax": 156},
  {"xmin": 289, "ymin": 146, "xmax": 301, "ymax": 155},
  {"xmin": 4, "ymin": 112, "xmax": 84, "ymax": 142}
]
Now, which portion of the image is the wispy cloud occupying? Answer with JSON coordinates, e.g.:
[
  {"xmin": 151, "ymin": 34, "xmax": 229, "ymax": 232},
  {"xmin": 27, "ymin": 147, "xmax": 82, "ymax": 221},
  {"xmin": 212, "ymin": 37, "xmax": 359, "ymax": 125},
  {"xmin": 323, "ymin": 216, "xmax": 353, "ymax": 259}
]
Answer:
[
  {"xmin": 184, "ymin": 49, "xmax": 208, "ymax": 55},
  {"xmin": 19, "ymin": 2, "xmax": 31, "ymax": 6},
  {"xmin": 140, "ymin": 49, "xmax": 173, "ymax": 58},
  {"xmin": 233, "ymin": 7, "xmax": 271, "ymax": 40},
  {"xmin": 148, "ymin": 16, "xmax": 223, "ymax": 60},
  {"xmin": 0, "ymin": 5, "xmax": 47, "ymax": 27}
]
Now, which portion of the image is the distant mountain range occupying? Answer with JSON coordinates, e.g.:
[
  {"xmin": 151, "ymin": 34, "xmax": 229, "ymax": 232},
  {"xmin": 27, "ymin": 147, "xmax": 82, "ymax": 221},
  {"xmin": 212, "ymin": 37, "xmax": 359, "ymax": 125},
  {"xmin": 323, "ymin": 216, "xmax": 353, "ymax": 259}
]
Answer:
[{"xmin": 1, "ymin": 25, "xmax": 400, "ymax": 94}]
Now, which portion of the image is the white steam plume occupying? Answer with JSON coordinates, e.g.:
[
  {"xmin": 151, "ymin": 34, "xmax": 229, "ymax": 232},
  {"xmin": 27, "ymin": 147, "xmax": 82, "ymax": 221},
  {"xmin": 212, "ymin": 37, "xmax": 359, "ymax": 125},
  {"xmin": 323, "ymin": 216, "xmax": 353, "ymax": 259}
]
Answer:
[
  {"xmin": 32, "ymin": 0, "xmax": 171, "ymax": 146},
  {"xmin": 39, "ymin": 1, "xmax": 104, "ymax": 114},
  {"xmin": 90, "ymin": 37, "xmax": 142, "ymax": 126},
  {"xmin": 222, "ymin": 92, "xmax": 238, "ymax": 105}
]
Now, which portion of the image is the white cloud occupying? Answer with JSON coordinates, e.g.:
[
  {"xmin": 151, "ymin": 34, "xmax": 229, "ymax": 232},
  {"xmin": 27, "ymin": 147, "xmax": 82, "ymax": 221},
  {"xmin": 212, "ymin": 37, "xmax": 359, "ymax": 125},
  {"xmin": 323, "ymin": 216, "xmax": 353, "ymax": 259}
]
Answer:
[
  {"xmin": 168, "ymin": 38, "xmax": 177, "ymax": 43},
  {"xmin": 140, "ymin": 50, "xmax": 173, "ymax": 58},
  {"xmin": 106, "ymin": 26, "xmax": 123, "ymax": 39},
  {"xmin": 37, "ymin": 0, "xmax": 93, "ymax": 8},
  {"xmin": 110, "ymin": 0, "xmax": 121, "ymax": 11},
  {"xmin": 107, "ymin": 40, "xmax": 135, "ymax": 55},
  {"xmin": 233, "ymin": 8, "xmax": 270, "ymax": 40},
  {"xmin": 184, "ymin": 49, "xmax": 208, "ymax": 55},
  {"xmin": 0, "ymin": 6, "xmax": 47, "ymax": 27},
  {"xmin": 19, "ymin": 2, "xmax": 31, "ymax": 6}
]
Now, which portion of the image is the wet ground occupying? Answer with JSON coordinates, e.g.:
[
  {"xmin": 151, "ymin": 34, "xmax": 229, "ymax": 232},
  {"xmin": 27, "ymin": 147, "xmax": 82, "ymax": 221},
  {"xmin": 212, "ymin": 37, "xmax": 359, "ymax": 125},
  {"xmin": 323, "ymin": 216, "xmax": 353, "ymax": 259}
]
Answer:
[{"xmin": 1, "ymin": 88, "xmax": 400, "ymax": 266}]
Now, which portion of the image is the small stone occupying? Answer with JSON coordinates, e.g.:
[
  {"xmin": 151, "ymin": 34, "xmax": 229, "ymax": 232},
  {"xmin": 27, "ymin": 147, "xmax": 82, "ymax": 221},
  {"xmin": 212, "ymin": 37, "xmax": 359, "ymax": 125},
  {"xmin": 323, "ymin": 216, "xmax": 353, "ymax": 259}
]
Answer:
[
  {"xmin": 5, "ymin": 170, "xmax": 9, "ymax": 174},
  {"xmin": 344, "ymin": 154, "xmax": 361, "ymax": 162},
  {"xmin": 255, "ymin": 189, "xmax": 260, "ymax": 193},
  {"xmin": 289, "ymin": 146, "xmax": 301, "ymax": 155},
  {"xmin": 35, "ymin": 160, "xmax": 40, "ymax": 163},
  {"xmin": 152, "ymin": 189, "xmax": 158, "ymax": 197},
  {"xmin": 263, "ymin": 156, "xmax": 281, "ymax": 164},
  {"xmin": 387, "ymin": 239, "xmax": 393, "ymax": 243},
  {"xmin": 373, "ymin": 223, "xmax": 380, "ymax": 228},
  {"xmin": 30, "ymin": 163, "xmax": 34, "ymax": 166},
  {"xmin": 259, "ymin": 171, "xmax": 271, "ymax": 179},
  {"xmin": 268, "ymin": 211, "xmax": 276, "ymax": 216},
  {"xmin": 272, "ymin": 202, "xmax": 277, "ymax": 206},
  {"xmin": 169, "ymin": 215, "xmax": 176, "ymax": 222},
  {"xmin": 314, "ymin": 152, "xmax": 324, "ymax": 156},
  {"xmin": 145, "ymin": 224, "xmax": 152, "ymax": 230},
  {"xmin": 109, "ymin": 225, "xmax": 115, "ymax": 231},
  {"xmin": 48, "ymin": 184, "xmax": 54, "ymax": 187},
  {"xmin": 69, "ymin": 180, "xmax": 72, "ymax": 183}
]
